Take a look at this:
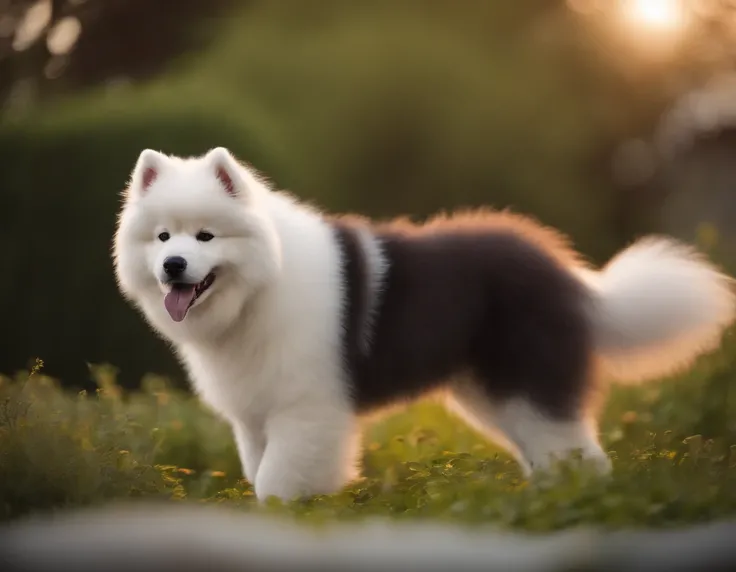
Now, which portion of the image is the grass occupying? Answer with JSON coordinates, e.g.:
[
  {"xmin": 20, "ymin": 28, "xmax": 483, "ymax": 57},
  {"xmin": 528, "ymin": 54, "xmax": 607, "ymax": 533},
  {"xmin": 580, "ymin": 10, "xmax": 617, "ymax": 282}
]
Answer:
[{"xmin": 1, "ymin": 343, "xmax": 736, "ymax": 531}]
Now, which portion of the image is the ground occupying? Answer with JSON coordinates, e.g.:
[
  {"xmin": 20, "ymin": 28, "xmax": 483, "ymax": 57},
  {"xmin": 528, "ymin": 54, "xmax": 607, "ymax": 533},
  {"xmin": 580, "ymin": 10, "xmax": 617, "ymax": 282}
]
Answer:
[{"xmin": 1, "ymin": 342, "xmax": 735, "ymax": 529}]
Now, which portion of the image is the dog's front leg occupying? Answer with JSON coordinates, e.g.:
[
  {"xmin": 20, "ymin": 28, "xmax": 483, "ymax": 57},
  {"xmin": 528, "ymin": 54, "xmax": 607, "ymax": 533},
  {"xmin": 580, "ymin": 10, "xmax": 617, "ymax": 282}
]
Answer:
[
  {"xmin": 231, "ymin": 421, "xmax": 266, "ymax": 486},
  {"xmin": 254, "ymin": 404, "xmax": 361, "ymax": 502}
]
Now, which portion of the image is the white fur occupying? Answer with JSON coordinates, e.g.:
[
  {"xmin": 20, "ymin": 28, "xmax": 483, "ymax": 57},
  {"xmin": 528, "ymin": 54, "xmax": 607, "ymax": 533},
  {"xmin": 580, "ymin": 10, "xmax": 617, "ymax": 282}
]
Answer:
[
  {"xmin": 448, "ymin": 380, "xmax": 610, "ymax": 475},
  {"xmin": 114, "ymin": 148, "xmax": 361, "ymax": 501},
  {"xmin": 353, "ymin": 227, "xmax": 388, "ymax": 354},
  {"xmin": 577, "ymin": 237, "xmax": 736, "ymax": 383}
]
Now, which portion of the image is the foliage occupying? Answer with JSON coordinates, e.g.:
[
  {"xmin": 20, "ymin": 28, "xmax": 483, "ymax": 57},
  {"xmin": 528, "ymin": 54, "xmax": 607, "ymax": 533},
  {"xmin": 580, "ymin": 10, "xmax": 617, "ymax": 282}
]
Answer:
[{"xmin": 2, "ymin": 338, "xmax": 735, "ymax": 528}]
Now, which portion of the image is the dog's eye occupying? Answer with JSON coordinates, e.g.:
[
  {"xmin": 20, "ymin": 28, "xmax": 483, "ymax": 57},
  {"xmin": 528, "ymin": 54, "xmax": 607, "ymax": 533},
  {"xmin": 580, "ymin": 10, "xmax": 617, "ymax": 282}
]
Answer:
[
  {"xmin": 196, "ymin": 231, "xmax": 215, "ymax": 242},
  {"xmin": 158, "ymin": 231, "xmax": 170, "ymax": 242}
]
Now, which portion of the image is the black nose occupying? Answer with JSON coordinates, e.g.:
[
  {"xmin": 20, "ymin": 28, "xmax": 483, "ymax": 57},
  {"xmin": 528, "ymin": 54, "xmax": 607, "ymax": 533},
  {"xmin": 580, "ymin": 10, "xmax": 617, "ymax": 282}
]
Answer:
[{"xmin": 163, "ymin": 256, "xmax": 187, "ymax": 278}]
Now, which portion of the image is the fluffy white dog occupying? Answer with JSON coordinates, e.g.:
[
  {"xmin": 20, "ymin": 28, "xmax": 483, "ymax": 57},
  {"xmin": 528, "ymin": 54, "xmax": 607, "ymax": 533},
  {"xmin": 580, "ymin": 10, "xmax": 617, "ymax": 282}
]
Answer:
[{"xmin": 113, "ymin": 147, "xmax": 736, "ymax": 502}]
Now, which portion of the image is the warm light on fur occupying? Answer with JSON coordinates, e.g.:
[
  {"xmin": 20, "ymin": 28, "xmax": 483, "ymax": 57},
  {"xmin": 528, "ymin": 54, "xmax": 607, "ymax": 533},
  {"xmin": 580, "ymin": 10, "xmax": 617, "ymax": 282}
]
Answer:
[{"xmin": 112, "ymin": 147, "xmax": 736, "ymax": 502}]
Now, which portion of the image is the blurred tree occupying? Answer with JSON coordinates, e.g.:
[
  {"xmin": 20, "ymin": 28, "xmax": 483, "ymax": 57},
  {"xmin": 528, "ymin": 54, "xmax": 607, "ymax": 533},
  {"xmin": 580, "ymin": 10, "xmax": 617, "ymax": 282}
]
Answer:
[{"xmin": 0, "ymin": 0, "xmax": 236, "ymax": 111}]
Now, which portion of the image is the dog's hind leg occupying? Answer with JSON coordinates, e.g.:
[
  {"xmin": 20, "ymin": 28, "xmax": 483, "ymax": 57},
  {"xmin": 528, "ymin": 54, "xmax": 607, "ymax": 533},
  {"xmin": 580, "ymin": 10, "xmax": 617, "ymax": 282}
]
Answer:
[{"xmin": 447, "ymin": 380, "xmax": 610, "ymax": 476}]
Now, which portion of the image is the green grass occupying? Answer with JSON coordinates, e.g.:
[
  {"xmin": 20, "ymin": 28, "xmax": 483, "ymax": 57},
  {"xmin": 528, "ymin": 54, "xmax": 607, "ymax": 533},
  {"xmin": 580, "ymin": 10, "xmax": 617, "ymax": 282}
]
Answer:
[{"xmin": 1, "ymin": 343, "xmax": 736, "ymax": 530}]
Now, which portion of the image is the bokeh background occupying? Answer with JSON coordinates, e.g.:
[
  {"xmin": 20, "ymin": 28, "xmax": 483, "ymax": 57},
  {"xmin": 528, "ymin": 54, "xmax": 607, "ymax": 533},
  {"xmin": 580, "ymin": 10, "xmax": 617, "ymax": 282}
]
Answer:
[{"xmin": 2, "ymin": 0, "xmax": 736, "ymax": 390}]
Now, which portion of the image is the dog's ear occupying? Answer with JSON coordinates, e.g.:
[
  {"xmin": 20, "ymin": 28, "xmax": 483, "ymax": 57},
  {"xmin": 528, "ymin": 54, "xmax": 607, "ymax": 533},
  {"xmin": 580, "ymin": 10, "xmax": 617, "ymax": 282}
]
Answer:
[
  {"xmin": 205, "ymin": 147, "xmax": 247, "ymax": 199},
  {"xmin": 129, "ymin": 149, "xmax": 166, "ymax": 197}
]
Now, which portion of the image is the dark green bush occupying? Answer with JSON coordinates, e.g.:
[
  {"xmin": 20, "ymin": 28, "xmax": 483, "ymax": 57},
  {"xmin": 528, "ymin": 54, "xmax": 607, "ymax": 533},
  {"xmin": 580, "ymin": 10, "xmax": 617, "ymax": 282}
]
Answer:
[{"xmin": 0, "ymin": 97, "xmax": 280, "ymax": 387}]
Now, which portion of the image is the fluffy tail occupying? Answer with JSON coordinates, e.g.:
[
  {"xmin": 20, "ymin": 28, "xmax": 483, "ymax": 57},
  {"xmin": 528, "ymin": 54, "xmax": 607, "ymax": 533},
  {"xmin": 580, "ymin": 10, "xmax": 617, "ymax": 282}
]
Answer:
[{"xmin": 579, "ymin": 237, "xmax": 736, "ymax": 383}]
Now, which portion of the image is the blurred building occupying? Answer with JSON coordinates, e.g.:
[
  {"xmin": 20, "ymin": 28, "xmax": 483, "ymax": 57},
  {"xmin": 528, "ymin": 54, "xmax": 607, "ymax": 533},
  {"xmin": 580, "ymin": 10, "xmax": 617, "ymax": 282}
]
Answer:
[{"xmin": 655, "ymin": 74, "xmax": 736, "ymax": 251}]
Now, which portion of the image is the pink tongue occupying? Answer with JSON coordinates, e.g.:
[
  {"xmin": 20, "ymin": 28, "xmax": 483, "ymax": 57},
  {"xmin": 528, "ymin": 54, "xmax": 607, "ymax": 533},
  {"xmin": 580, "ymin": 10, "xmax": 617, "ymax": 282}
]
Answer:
[{"xmin": 164, "ymin": 286, "xmax": 197, "ymax": 322}]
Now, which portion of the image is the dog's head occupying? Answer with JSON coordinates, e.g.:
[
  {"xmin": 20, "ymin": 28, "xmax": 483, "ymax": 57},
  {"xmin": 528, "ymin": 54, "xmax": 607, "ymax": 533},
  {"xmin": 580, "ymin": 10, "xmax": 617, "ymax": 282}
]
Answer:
[{"xmin": 113, "ymin": 147, "xmax": 281, "ymax": 338}]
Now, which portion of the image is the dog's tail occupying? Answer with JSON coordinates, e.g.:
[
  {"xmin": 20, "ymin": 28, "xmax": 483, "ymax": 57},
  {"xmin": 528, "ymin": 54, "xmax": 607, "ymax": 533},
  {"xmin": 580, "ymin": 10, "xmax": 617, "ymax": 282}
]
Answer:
[{"xmin": 578, "ymin": 237, "xmax": 736, "ymax": 384}]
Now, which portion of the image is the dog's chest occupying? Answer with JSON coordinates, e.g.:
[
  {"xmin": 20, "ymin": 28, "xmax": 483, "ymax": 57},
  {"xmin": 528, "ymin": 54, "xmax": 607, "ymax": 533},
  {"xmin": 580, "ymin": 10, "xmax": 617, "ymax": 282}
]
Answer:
[
  {"xmin": 178, "ymin": 344, "xmax": 280, "ymax": 421},
  {"xmin": 175, "ymin": 329, "xmax": 349, "ymax": 425}
]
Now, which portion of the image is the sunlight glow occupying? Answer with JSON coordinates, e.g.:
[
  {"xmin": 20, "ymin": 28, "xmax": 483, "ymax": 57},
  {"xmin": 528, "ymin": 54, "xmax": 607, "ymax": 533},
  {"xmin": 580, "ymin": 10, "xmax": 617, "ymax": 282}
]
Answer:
[{"xmin": 621, "ymin": 0, "xmax": 686, "ymax": 33}]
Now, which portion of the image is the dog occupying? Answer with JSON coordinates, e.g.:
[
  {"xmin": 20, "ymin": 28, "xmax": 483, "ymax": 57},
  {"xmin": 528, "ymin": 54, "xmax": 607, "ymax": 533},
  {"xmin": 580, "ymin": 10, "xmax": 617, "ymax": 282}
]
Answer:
[{"xmin": 113, "ymin": 147, "xmax": 736, "ymax": 502}]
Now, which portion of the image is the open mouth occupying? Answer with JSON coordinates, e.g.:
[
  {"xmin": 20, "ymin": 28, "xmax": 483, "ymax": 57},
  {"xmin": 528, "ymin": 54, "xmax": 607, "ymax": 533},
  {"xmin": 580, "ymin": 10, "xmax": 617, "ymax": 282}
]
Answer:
[{"xmin": 163, "ymin": 272, "xmax": 216, "ymax": 322}]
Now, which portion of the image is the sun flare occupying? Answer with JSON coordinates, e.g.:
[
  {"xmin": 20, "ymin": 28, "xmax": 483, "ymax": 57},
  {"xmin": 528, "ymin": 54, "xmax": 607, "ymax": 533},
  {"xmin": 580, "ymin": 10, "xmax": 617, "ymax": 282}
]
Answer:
[{"xmin": 621, "ymin": 0, "xmax": 686, "ymax": 33}]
